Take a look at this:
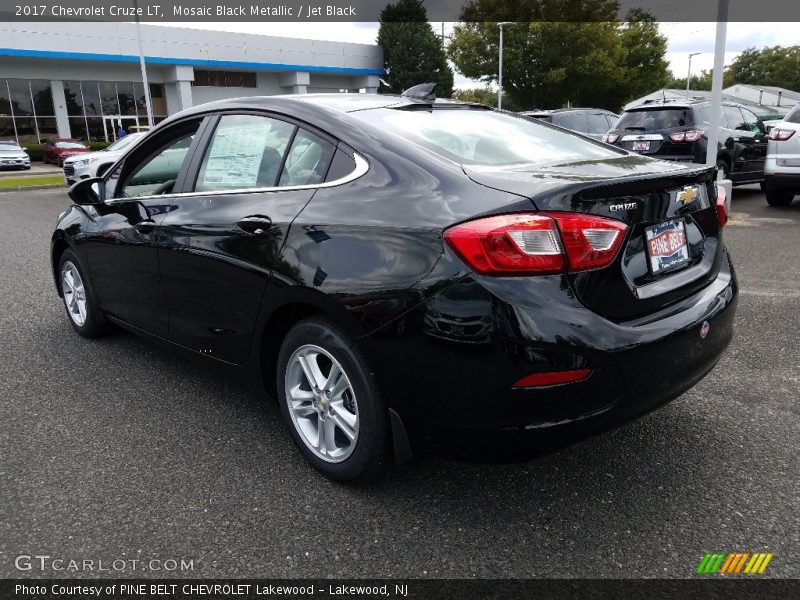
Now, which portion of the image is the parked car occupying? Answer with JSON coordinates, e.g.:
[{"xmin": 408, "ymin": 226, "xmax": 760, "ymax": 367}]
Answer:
[
  {"xmin": 42, "ymin": 138, "xmax": 91, "ymax": 166},
  {"xmin": 0, "ymin": 140, "xmax": 31, "ymax": 170},
  {"xmin": 520, "ymin": 108, "xmax": 619, "ymax": 140},
  {"xmin": 63, "ymin": 132, "xmax": 147, "ymax": 185},
  {"xmin": 764, "ymin": 103, "xmax": 800, "ymax": 206},
  {"xmin": 603, "ymin": 99, "xmax": 768, "ymax": 184},
  {"xmin": 53, "ymin": 90, "xmax": 737, "ymax": 482}
]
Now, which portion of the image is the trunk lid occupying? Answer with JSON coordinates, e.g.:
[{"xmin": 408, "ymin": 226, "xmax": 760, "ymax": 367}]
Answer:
[{"xmin": 463, "ymin": 155, "xmax": 721, "ymax": 321}]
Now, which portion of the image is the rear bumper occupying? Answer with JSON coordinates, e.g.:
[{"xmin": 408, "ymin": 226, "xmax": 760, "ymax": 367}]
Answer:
[
  {"xmin": 765, "ymin": 174, "xmax": 800, "ymax": 191},
  {"xmin": 363, "ymin": 253, "xmax": 737, "ymax": 444}
]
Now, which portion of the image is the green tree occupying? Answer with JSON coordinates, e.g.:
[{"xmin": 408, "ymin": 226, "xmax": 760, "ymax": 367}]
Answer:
[
  {"xmin": 452, "ymin": 87, "xmax": 518, "ymax": 110},
  {"xmin": 667, "ymin": 70, "xmax": 713, "ymax": 92},
  {"xmin": 725, "ymin": 46, "xmax": 800, "ymax": 91},
  {"xmin": 376, "ymin": 0, "xmax": 454, "ymax": 96},
  {"xmin": 448, "ymin": 1, "xmax": 669, "ymax": 111}
]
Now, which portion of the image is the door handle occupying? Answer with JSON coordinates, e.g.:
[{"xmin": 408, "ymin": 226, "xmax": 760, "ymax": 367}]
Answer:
[
  {"xmin": 135, "ymin": 218, "xmax": 156, "ymax": 234},
  {"xmin": 237, "ymin": 215, "xmax": 272, "ymax": 234}
]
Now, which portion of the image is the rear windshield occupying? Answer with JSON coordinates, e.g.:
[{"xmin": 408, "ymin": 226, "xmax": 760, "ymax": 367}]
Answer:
[
  {"xmin": 352, "ymin": 107, "xmax": 621, "ymax": 166},
  {"xmin": 55, "ymin": 141, "xmax": 87, "ymax": 149},
  {"xmin": 616, "ymin": 108, "xmax": 695, "ymax": 131},
  {"xmin": 785, "ymin": 104, "xmax": 800, "ymax": 124}
]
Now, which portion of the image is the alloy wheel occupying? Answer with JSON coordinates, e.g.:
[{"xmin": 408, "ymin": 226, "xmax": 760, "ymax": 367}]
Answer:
[
  {"xmin": 61, "ymin": 260, "xmax": 87, "ymax": 326},
  {"xmin": 284, "ymin": 344, "xmax": 359, "ymax": 463}
]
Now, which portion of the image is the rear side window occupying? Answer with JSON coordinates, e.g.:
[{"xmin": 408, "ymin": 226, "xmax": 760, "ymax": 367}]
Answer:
[
  {"xmin": 196, "ymin": 114, "xmax": 295, "ymax": 191},
  {"xmin": 552, "ymin": 111, "xmax": 588, "ymax": 133},
  {"xmin": 783, "ymin": 105, "xmax": 800, "ymax": 124},
  {"xmin": 616, "ymin": 108, "xmax": 694, "ymax": 131},
  {"xmin": 278, "ymin": 129, "xmax": 336, "ymax": 187},
  {"xmin": 587, "ymin": 113, "xmax": 611, "ymax": 135},
  {"xmin": 325, "ymin": 148, "xmax": 357, "ymax": 182},
  {"xmin": 352, "ymin": 108, "xmax": 621, "ymax": 166},
  {"xmin": 724, "ymin": 106, "xmax": 745, "ymax": 130}
]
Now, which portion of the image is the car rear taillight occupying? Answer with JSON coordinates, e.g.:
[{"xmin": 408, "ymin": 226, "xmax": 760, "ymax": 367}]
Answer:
[
  {"xmin": 768, "ymin": 128, "xmax": 796, "ymax": 141},
  {"xmin": 512, "ymin": 369, "xmax": 592, "ymax": 388},
  {"xmin": 669, "ymin": 130, "xmax": 705, "ymax": 143},
  {"xmin": 715, "ymin": 184, "xmax": 728, "ymax": 228},
  {"xmin": 602, "ymin": 133, "xmax": 619, "ymax": 144},
  {"xmin": 443, "ymin": 212, "xmax": 628, "ymax": 276}
]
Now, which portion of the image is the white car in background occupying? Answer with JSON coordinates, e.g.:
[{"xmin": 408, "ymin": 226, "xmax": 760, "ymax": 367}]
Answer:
[
  {"xmin": 63, "ymin": 132, "xmax": 146, "ymax": 185},
  {"xmin": 0, "ymin": 140, "xmax": 31, "ymax": 170},
  {"xmin": 764, "ymin": 103, "xmax": 800, "ymax": 206}
]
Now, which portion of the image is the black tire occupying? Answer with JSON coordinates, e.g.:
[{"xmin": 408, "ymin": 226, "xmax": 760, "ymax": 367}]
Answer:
[
  {"xmin": 716, "ymin": 159, "xmax": 729, "ymax": 180},
  {"xmin": 57, "ymin": 249, "xmax": 110, "ymax": 338},
  {"xmin": 276, "ymin": 316, "xmax": 389, "ymax": 482},
  {"xmin": 765, "ymin": 189, "xmax": 794, "ymax": 207}
]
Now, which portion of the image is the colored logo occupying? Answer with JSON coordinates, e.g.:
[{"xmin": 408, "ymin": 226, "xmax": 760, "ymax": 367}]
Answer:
[
  {"xmin": 696, "ymin": 552, "xmax": 773, "ymax": 574},
  {"xmin": 677, "ymin": 185, "xmax": 699, "ymax": 205}
]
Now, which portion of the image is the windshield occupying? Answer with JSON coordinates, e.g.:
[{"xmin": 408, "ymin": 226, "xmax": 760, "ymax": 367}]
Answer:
[
  {"xmin": 352, "ymin": 107, "xmax": 622, "ymax": 166},
  {"xmin": 0, "ymin": 142, "xmax": 22, "ymax": 151},
  {"xmin": 616, "ymin": 108, "xmax": 695, "ymax": 131},
  {"xmin": 56, "ymin": 141, "xmax": 87, "ymax": 149},
  {"xmin": 106, "ymin": 133, "xmax": 143, "ymax": 152}
]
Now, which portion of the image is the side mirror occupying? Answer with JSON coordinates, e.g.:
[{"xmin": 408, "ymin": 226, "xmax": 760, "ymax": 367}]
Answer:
[{"xmin": 68, "ymin": 177, "xmax": 105, "ymax": 205}]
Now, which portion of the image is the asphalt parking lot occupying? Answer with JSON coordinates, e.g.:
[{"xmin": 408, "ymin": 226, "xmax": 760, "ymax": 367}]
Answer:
[{"xmin": 1, "ymin": 185, "xmax": 798, "ymax": 579}]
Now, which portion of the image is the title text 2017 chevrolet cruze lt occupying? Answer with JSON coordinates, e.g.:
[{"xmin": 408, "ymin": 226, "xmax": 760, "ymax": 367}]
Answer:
[{"xmin": 52, "ymin": 90, "xmax": 737, "ymax": 481}]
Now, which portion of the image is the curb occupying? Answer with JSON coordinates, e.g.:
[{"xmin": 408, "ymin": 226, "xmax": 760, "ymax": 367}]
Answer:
[{"xmin": 0, "ymin": 184, "xmax": 67, "ymax": 193}]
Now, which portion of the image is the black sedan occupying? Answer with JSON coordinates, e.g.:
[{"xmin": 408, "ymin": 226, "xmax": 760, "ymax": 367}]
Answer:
[{"xmin": 52, "ymin": 89, "xmax": 737, "ymax": 482}]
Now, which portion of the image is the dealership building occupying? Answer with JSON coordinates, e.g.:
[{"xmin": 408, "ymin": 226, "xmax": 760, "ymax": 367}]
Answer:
[{"xmin": 0, "ymin": 21, "xmax": 383, "ymax": 144}]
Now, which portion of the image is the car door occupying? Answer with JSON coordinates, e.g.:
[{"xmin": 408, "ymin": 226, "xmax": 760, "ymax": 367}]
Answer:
[
  {"xmin": 43, "ymin": 140, "xmax": 54, "ymax": 163},
  {"xmin": 739, "ymin": 107, "xmax": 768, "ymax": 176},
  {"xmin": 157, "ymin": 112, "xmax": 338, "ymax": 364},
  {"xmin": 723, "ymin": 105, "xmax": 754, "ymax": 178},
  {"xmin": 83, "ymin": 116, "xmax": 206, "ymax": 336}
]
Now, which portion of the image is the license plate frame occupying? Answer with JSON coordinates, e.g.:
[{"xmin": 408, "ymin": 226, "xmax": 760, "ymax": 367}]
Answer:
[
  {"xmin": 632, "ymin": 140, "xmax": 651, "ymax": 151},
  {"xmin": 645, "ymin": 219, "xmax": 690, "ymax": 275}
]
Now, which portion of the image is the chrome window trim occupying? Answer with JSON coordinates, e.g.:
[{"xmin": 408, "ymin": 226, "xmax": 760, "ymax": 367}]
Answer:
[{"xmin": 105, "ymin": 152, "xmax": 368, "ymax": 205}]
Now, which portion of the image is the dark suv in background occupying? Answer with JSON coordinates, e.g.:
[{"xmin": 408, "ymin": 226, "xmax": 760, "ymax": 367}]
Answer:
[
  {"xmin": 604, "ymin": 99, "xmax": 768, "ymax": 184},
  {"xmin": 521, "ymin": 108, "xmax": 619, "ymax": 140}
]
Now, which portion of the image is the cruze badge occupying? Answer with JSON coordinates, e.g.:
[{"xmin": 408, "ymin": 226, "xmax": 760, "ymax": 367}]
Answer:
[
  {"xmin": 677, "ymin": 185, "xmax": 699, "ymax": 205},
  {"xmin": 609, "ymin": 201, "xmax": 637, "ymax": 212}
]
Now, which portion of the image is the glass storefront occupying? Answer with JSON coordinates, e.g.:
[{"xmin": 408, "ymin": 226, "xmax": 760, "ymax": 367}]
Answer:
[
  {"xmin": 62, "ymin": 80, "xmax": 167, "ymax": 141},
  {"xmin": 0, "ymin": 79, "xmax": 56, "ymax": 144}
]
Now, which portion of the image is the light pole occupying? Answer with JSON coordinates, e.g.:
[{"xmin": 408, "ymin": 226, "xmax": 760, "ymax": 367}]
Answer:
[
  {"xmin": 134, "ymin": 0, "xmax": 154, "ymax": 128},
  {"xmin": 686, "ymin": 52, "xmax": 701, "ymax": 97},
  {"xmin": 498, "ymin": 22, "xmax": 512, "ymax": 110}
]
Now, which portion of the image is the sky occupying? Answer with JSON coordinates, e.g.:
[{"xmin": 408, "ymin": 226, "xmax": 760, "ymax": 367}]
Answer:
[{"xmin": 156, "ymin": 21, "xmax": 796, "ymax": 90}]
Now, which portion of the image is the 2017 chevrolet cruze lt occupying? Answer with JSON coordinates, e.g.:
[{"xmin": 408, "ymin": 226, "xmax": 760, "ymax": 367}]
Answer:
[{"xmin": 52, "ymin": 89, "xmax": 737, "ymax": 481}]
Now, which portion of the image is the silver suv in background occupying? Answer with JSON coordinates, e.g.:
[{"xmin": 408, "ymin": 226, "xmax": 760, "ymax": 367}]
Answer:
[
  {"xmin": 63, "ymin": 132, "xmax": 146, "ymax": 186},
  {"xmin": 764, "ymin": 104, "xmax": 800, "ymax": 206}
]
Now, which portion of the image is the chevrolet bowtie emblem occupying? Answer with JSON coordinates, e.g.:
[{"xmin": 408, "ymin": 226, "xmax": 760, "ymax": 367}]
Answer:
[{"xmin": 677, "ymin": 185, "xmax": 699, "ymax": 205}]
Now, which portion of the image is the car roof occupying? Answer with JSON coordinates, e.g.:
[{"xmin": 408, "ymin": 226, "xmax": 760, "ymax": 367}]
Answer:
[
  {"xmin": 521, "ymin": 108, "xmax": 615, "ymax": 115},
  {"xmin": 174, "ymin": 93, "xmax": 483, "ymax": 119}
]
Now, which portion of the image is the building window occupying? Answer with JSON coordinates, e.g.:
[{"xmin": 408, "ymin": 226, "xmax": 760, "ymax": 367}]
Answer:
[
  {"xmin": 61, "ymin": 80, "xmax": 167, "ymax": 142},
  {"xmin": 193, "ymin": 69, "xmax": 257, "ymax": 88},
  {"xmin": 0, "ymin": 79, "xmax": 56, "ymax": 144}
]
